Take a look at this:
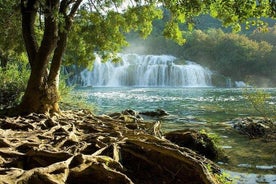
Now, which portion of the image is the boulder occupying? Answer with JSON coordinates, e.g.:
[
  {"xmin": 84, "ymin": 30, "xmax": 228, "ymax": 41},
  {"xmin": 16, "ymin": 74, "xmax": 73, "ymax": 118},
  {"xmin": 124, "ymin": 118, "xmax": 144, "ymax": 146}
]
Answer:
[
  {"xmin": 232, "ymin": 117, "xmax": 276, "ymax": 141},
  {"xmin": 165, "ymin": 129, "xmax": 219, "ymax": 160}
]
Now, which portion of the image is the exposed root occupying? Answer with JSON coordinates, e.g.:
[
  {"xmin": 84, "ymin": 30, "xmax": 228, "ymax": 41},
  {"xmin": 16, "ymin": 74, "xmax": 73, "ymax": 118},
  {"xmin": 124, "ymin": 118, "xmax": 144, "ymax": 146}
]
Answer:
[{"xmin": 0, "ymin": 110, "xmax": 222, "ymax": 183}]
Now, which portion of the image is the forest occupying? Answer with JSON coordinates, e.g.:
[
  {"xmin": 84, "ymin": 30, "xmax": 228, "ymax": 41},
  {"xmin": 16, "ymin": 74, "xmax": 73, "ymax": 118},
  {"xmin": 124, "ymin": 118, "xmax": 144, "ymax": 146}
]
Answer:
[{"xmin": 124, "ymin": 14, "xmax": 276, "ymax": 87}]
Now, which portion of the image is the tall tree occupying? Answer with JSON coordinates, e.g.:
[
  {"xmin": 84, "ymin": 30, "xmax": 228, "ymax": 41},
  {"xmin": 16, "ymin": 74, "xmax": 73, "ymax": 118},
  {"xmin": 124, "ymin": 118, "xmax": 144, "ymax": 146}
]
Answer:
[
  {"xmin": 15, "ymin": 0, "xmax": 275, "ymax": 114},
  {"xmin": 19, "ymin": 0, "xmax": 81, "ymax": 114}
]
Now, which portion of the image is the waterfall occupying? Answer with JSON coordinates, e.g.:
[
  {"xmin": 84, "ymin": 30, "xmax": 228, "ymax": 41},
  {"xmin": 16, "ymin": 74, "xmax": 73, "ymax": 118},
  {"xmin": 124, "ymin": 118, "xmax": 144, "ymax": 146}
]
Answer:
[{"xmin": 80, "ymin": 54, "xmax": 212, "ymax": 87}]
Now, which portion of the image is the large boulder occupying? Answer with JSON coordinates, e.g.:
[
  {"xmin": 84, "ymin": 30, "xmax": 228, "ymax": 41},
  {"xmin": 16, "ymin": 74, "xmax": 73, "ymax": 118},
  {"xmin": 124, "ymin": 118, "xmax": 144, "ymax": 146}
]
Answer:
[{"xmin": 165, "ymin": 129, "xmax": 219, "ymax": 160}]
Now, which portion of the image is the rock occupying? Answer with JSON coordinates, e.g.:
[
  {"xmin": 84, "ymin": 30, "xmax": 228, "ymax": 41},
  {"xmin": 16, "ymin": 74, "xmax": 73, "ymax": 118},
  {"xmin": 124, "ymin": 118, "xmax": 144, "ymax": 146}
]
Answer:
[
  {"xmin": 140, "ymin": 109, "xmax": 169, "ymax": 117},
  {"xmin": 165, "ymin": 129, "xmax": 219, "ymax": 160},
  {"xmin": 232, "ymin": 117, "xmax": 276, "ymax": 141},
  {"xmin": 109, "ymin": 109, "xmax": 143, "ymax": 123},
  {"xmin": 122, "ymin": 109, "xmax": 137, "ymax": 116}
]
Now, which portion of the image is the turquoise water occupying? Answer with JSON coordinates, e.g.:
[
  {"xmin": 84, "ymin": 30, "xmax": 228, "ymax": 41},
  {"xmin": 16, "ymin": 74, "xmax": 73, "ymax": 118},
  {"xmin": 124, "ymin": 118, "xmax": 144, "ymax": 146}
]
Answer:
[
  {"xmin": 74, "ymin": 87, "xmax": 276, "ymax": 183},
  {"xmin": 75, "ymin": 87, "xmax": 275, "ymax": 120}
]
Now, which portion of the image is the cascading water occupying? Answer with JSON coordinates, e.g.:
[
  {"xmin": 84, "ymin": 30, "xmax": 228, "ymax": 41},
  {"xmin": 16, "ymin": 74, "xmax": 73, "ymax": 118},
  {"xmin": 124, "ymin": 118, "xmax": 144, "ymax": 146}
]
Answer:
[{"xmin": 80, "ymin": 54, "xmax": 212, "ymax": 87}]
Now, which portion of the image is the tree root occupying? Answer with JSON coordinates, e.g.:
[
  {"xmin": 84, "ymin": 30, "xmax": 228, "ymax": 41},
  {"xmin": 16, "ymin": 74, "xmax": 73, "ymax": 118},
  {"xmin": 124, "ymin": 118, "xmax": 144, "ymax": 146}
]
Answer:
[{"xmin": 0, "ymin": 110, "xmax": 222, "ymax": 183}]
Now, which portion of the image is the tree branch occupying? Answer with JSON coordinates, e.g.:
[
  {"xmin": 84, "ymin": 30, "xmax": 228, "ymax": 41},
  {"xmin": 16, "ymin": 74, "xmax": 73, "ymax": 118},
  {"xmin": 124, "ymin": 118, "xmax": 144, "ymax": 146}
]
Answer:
[
  {"xmin": 89, "ymin": 0, "xmax": 102, "ymax": 14},
  {"xmin": 21, "ymin": 0, "xmax": 39, "ymax": 68},
  {"xmin": 36, "ymin": 0, "xmax": 59, "ymax": 71},
  {"xmin": 69, "ymin": 0, "xmax": 82, "ymax": 18},
  {"xmin": 48, "ymin": 0, "xmax": 82, "ymax": 85}
]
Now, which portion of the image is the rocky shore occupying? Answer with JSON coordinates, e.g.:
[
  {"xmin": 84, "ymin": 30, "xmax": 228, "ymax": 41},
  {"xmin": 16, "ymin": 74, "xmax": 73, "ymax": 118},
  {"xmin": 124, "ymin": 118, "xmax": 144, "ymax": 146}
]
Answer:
[{"xmin": 0, "ymin": 109, "xmax": 224, "ymax": 184}]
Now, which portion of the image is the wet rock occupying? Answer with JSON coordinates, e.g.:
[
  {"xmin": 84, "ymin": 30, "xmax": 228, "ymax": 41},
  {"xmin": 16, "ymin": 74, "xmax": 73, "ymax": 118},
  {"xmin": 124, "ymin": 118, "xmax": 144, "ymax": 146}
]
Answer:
[
  {"xmin": 122, "ymin": 109, "xmax": 137, "ymax": 116},
  {"xmin": 232, "ymin": 117, "xmax": 276, "ymax": 141},
  {"xmin": 165, "ymin": 129, "xmax": 219, "ymax": 160},
  {"xmin": 140, "ymin": 109, "xmax": 169, "ymax": 117},
  {"xmin": 108, "ymin": 109, "xmax": 143, "ymax": 123}
]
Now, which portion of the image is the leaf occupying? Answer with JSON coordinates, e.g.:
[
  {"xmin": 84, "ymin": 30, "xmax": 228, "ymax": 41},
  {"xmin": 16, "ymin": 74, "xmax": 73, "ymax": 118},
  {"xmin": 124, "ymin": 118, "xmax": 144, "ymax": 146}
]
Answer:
[{"xmin": 210, "ymin": 4, "xmax": 218, "ymax": 17}]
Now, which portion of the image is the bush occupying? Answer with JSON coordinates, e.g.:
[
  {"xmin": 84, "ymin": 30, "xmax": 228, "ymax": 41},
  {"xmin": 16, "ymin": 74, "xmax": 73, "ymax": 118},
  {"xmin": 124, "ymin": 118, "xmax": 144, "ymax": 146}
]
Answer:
[
  {"xmin": 0, "ymin": 63, "xmax": 30, "ymax": 108},
  {"xmin": 0, "ymin": 63, "xmax": 94, "ymax": 111},
  {"xmin": 59, "ymin": 73, "xmax": 74, "ymax": 99},
  {"xmin": 243, "ymin": 88, "xmax": 276, "ymax": 119}
]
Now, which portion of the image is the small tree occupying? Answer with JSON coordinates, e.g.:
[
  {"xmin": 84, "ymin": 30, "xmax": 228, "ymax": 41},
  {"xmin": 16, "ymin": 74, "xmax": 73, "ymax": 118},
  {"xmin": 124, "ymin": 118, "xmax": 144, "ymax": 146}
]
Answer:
[
  {"xmin": 243, "ymin": 88, "xmax": 276, "ymax": 119},
  {"xmin": 11, "ymin": 0, "xmax": 276, "ymax": 114}
]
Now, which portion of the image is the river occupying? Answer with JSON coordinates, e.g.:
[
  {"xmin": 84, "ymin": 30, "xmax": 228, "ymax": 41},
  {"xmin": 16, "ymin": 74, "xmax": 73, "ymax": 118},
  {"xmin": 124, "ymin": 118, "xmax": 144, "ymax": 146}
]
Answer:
[{"xmin": 74, "ymin": 87, "xmax": 276, "ymax": 184}]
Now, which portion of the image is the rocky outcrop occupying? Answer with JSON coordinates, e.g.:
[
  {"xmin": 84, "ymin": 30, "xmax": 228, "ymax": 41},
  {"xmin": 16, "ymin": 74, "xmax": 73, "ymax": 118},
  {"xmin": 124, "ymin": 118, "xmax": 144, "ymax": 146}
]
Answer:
[
  {"xmin": 232, "ymin": 117, "xmax": 276, "ymax": 141},
  {"xmin": 164, "ymin": 129, "xmax": 220, "ymax": 161},
  {"xmin": 0, "ymin": 110, "xmax": 223, "ymax": 184}
]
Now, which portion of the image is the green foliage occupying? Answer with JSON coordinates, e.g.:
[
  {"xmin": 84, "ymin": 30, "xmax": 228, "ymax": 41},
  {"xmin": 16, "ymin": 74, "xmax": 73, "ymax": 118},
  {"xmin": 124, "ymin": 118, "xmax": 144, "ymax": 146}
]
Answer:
[
  {"xmin": 200, "ymin": 129, "xmax": 221, "ymax": 145},
  {"xmin": 214, "ymin": 172, "xmax": 233, "ymax": 184},
  {"xmin": 199, "ymin": 129, "xmax": 224, "ymax": 157},
  {"xmin": 65, "ymin": 4, "xmax": 163, "ymax": 67},
  {"xmin": 250, "ymin": 24, "xmax": 276, "ymax": 46},
  {"xmin": 0, "ymin": 0, "xmax": 24, "ymax": 67},
  {"xmin": 0, "ymin": 63, "xmax": 29, "ymax": 92},
  {"xmin": 163, "ymin": 21, "xmax": 186, "ymax": 45},
  {"xmin": 206, "ymin": 163, "xmax": 233, "ymax": 184},
  {"xmin": 60, "ymin": 92, "xmax": 95, "ymax": 112},
  {"xmin": 59, "ymin": 73, "xmax": 74, "ymax": 99},
  {"xmin": 0, "ymin": 63, "xmax": 30, "ymax": 107},
  {"xmin": 207, "ymin": 0, "xmax": 273, "ymax": 32},
  {"xmin": 58, "ymin": 74, "xmax": 95, "ymax": 111},
  {"xmin": 183, "ymin": 28, "xmax": 275, "ymax": 86},
  {"xmin": 243, "ymin": 88, "xmax": 276, "ymax": 119}
]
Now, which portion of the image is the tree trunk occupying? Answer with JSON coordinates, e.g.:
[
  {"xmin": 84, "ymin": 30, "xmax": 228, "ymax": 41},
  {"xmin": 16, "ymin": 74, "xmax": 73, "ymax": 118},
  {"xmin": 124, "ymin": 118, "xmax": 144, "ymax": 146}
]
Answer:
[
  {"xmin": 18, "ymin": 0, "xmax": 82, "ymax": 115},
  {"xmin": 19, "ymin": 0, "xmax": 60, "ymax": 114},
  {"xmin": 0, "ymin": 51, "xmax": 8, "ymax": 68},
  {"xmin": 19, "ymin": 67, "xmax": 60, "ymax": 114}
]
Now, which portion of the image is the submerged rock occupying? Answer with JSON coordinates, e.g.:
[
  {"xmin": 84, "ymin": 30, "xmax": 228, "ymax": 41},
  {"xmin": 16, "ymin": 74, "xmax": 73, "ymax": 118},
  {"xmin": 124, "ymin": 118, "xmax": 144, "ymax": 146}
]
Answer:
[{"xmin": 140, "ymin": 109, "xmax": 169, "ymax": 117}]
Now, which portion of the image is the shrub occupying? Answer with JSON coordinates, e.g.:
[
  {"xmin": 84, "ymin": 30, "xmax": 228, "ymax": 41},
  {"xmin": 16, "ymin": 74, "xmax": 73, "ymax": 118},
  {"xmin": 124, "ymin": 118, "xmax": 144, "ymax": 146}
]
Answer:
[
  {"xmin": 0, "ymin": 63, "xmax": 29, "ymax": 108},
  {"xmin": 243, "ymin": 88, "xmax": 276, "ymax": 119}
]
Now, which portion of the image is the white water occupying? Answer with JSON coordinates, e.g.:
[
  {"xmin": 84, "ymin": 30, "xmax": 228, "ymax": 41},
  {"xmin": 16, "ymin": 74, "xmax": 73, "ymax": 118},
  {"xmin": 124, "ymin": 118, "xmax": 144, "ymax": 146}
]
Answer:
[{"xmin": 80, "ymin": 54, "xmax": 212, "ymax": 87}]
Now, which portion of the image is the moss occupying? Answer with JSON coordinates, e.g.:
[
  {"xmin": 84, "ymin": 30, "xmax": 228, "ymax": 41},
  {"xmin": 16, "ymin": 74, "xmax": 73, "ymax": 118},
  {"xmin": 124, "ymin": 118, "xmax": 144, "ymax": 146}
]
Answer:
[{"xmin": 214, "ymin": 172, "xmax": 233, "ymax": 184}]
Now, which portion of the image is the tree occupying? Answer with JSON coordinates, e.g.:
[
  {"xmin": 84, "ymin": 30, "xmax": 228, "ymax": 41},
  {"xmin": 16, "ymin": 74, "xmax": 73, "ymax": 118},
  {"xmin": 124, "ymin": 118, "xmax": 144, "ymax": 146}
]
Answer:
[
  {"xmin": 0, "ymin": 0, "xmax": 24, "ymax": 68},
  {"xmin": 12, "ymin": 0, "xmax": 276, "ymax": 114}
]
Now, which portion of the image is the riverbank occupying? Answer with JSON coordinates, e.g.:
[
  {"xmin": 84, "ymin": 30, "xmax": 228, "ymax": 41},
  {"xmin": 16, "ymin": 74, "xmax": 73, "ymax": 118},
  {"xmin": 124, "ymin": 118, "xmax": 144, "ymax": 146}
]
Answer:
[{"xmin": 0, "ymin": 109, "xmax": 225, "ymax": 184}]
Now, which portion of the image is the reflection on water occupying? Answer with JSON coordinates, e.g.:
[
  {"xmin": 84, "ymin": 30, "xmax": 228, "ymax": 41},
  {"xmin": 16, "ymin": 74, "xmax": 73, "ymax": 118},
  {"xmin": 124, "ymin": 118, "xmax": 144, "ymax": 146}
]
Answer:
[{"xmin": 74, "ymin": 87, "xmax": 276, "ymax": 183}]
